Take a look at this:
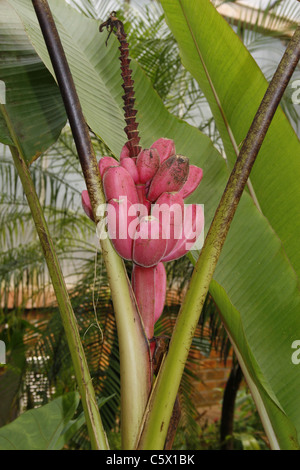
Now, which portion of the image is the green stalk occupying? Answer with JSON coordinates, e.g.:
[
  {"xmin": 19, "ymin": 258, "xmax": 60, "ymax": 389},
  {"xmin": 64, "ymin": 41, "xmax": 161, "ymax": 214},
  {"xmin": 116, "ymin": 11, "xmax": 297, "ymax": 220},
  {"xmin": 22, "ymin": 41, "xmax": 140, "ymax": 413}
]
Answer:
[
  {"xmin": 100, "ymin": 238, "xmax": 151, "ymax": 449},
  {"xmin": 2, "ymin": 107, "xmax": 108, "ymax": 449},
  {"xmin": 138, "ymin": 25, "xmax": 300, "ymax": 450}
]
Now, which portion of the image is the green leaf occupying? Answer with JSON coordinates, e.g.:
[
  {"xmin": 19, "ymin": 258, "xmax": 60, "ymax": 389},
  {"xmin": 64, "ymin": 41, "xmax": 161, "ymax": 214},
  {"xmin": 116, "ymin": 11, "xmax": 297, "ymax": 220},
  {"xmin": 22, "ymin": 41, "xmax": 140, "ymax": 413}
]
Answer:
[
  {"xmin": 209, "ymin": 280, "xmax": 300, "ymax": 450},
  {"xmin": 160, "ymin": 0, "xmax": 300, "ymax": 279},
  {"xmin": 0, "ymin": 0, "xmax": 67, "ymax": 164},
  {"xmin": 0, "ymin": 392, "xmax": 80, "ymax": 450},
  {"xmin": 10, "ymin": 0, "xmax": 300, "ymax": 448},
  {"xmin": 237, "ymin": 433, "xmax": 261, "ymax": 451},
  {"xmin": 188, "ymin": 148, "xmax": 300, "ymax": 448},
  {"xmin": 59, "ymin": 394, "xmax": 116, "ymax": 447},
  {"xmin": 159, "ymin": 0, "xmax": 300, "ymax": 447}
]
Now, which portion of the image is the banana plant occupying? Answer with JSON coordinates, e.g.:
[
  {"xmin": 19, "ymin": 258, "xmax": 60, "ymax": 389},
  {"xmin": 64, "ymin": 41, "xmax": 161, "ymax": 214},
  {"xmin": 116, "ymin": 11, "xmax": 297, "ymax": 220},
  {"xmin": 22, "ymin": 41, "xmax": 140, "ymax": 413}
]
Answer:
[{"xmin": 1, "ymin": 0, "xmax": 300, "ymax": 450}]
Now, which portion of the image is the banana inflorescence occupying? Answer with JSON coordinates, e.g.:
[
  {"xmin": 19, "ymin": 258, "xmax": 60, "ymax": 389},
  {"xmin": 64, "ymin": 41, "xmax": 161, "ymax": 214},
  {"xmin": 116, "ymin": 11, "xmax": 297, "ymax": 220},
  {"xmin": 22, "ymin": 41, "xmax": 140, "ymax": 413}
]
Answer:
[{"xmin": 81, "ymin": 138, "xmax": 204, "ymax": 352}]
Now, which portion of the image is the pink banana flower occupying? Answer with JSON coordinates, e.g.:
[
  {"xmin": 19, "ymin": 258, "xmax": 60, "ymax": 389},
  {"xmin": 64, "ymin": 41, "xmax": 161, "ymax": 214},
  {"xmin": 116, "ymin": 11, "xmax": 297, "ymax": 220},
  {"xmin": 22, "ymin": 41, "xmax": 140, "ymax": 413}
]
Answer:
[{"xmin": 81, "ymin": 138, "xmax": 203, "ymax": 347}]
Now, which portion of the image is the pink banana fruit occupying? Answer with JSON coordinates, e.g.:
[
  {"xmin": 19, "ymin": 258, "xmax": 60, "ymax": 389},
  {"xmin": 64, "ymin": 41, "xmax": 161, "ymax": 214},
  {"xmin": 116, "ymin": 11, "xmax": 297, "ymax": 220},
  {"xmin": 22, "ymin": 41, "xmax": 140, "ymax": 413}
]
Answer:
[
  {"xmin": 178, "ymin": 165, "xmax": 203, "ymax": 199},
  {"xmin": 136, "ymin": 148, "xmax": 160, "ymax": 183},
  {"xmin": 162, "ymin": 204, "xmax": 204, "ymax": 262},
  {"xmin": 106, "ymin": 197, "xmax": 138, "ymax": 260},
  {"xmin": 102, "ymin": 166, "xmax": 139, "ymax": 205},
  {"xmin": 81, "ymin": 190, "xmax": 94, "ymax": 221},
  {"xmin": 151, "ymin": 192, "xmax": 184, "ymax": 256},
  {"xmin": 133, "ymin": 216, "xmax": 167, "ymax": 267},
  {"xmin": 121, "ymin": 157, "xmax": 139, "ymax": 184},
  {"xmin": 150, "ymin": 138, "xmax": 176, "ymax": 164},
  {"xmin": 132, "ymin": 264, "xmax": 155, "ymax": 340},
  {"xmin": 98, "ymin": 156, "xmax": 119, "ymax": 178},
  {"xmin": 120, "ymin": 141, "xmax": 131, "ymax": 161},
  {"xmin": 132, "ymin": 262, "xmax": 166, "ymax": 340},
  {"xmin": 135, "ymin": 184, "xmax": 151, "ymax": 214},
  {"xmin": 153, "ymin": 262, "xmax": 167, "ymax": 324},
  {"xmin": 147, "ymin": 155, "xmax": 190, "ymax": 202}
]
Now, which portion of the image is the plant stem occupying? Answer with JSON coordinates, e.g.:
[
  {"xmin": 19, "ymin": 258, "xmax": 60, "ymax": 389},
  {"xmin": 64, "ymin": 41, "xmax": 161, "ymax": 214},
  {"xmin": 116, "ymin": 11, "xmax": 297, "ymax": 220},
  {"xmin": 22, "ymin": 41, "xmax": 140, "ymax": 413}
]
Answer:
[
  {"xmin": 220, "ymin": 362, "xmax": 243, "ymax": 450},
  {"xmin": 224, "ymin": 328, "xmax": 280, "ymax": 450},
  {"xmin": 138, "ymin": 25, "xmax": 300, "ymax": 450},
  {"xmin": 4, "ymin": 138, "xmax": 108, "ymax": 450},
  {"xmin": 31, "ymin": 0, "xmax": 151, "ymax": 449}
]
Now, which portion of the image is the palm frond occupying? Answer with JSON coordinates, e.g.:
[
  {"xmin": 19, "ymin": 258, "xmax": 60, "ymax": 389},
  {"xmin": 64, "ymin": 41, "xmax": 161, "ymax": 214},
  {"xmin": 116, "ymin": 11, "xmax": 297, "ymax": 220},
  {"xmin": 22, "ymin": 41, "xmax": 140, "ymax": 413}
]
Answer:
[{"xmin": 66, "ymin": 0, "xmax": 119, "ymax": 20}]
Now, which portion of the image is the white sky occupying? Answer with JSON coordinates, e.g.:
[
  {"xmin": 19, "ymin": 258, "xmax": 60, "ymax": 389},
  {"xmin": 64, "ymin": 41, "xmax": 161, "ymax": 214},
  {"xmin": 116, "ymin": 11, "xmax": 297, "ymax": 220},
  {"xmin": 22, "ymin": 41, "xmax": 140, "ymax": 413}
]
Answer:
[
  {"xmin": 131, "ymin": 0, "xmax": 299, "ymax": 18},
  {"xmin": 238, "ymin": 0, "xmax": 295, "ymax": 7},
  {"xmin": 65, "ymin": 0, "xmax": 299, "ymax": 21}
]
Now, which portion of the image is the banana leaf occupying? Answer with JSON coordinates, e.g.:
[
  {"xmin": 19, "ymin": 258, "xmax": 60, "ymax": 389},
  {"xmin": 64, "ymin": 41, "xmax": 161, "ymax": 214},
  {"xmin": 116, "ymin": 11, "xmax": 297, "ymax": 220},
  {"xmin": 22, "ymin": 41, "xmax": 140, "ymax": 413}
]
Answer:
[{"xmin": 0, "ymin": 0, "xmax": 66, "ymax": 164}]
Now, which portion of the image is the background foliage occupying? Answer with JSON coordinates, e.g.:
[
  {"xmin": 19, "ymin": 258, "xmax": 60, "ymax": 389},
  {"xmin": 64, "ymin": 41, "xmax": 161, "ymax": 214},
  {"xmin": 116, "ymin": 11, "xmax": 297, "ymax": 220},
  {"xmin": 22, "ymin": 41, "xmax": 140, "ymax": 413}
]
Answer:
[{"xmin": 0, "ymin": 0, "xmax": 299, "ymax": 449}]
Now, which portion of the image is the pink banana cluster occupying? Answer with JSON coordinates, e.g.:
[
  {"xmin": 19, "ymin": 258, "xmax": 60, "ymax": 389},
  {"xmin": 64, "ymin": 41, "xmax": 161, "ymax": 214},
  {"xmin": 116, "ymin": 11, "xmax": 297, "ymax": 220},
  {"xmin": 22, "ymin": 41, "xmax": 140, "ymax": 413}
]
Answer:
[{"xmin": 81, "ymin": 138, "xmax": 203, "ymax": 349}]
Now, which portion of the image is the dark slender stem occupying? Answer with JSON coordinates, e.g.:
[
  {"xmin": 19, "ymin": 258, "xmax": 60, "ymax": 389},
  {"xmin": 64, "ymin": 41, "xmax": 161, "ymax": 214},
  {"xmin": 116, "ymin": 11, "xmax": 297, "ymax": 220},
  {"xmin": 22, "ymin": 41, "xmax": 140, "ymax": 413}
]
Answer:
[
  {"xmin": 220, "ymin": 362, "xmax": 243, "ymax": 450},
  {"xmin": 32, "ymin": 0, "xmax": 104, "ymax": 218},
  {"xmin": 31, "ymin": 1, "xmax": 110, "ymax": 451}
]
